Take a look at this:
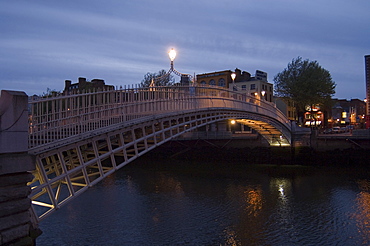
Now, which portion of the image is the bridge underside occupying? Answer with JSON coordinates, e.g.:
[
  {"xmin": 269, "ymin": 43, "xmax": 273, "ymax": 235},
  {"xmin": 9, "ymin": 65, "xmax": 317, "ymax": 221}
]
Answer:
[
  {"xmin": 28, "ymin": 108, "xmax": 290, "ymax": 221},
  {"xmin": 235, "ymin": 119, "xmax": 290, "ymax": 146}
]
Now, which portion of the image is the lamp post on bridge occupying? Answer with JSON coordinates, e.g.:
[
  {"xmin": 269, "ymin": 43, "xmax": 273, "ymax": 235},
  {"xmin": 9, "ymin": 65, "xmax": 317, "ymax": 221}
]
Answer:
[
  {"xmin": 150, "ymin": 48, "xmax": 193, "ymax": 87},
  {"xmin": 169, "ymin": 48, "xmax": 176, "ymax": 70}
]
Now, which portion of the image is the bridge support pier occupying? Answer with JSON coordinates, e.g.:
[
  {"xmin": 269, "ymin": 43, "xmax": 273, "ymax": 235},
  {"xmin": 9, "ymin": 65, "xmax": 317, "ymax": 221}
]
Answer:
[{"xmin": 0, "ymin": 90, "xmax": 40, "ymax": 246}]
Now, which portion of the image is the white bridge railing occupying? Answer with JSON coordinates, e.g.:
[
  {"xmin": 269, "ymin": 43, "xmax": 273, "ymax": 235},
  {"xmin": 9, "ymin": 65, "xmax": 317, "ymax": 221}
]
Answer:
[{"xmin": 28, "ymin": 85, "xmax": 289, "ymax": 149}]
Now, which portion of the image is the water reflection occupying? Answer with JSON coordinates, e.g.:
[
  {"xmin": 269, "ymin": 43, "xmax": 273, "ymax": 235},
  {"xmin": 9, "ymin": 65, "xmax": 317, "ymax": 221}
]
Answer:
[
  {"xmin": 244, "ymin": 187, "xmax": 263, "ymax": 217},
  {"xmin": 37, "ymin": 161, "xmax": 370, "ymax": 246},
  {"xmin": 222, "ymin": 228, "xmax": 240, "ymax": 246},
  {"xmin": 271, "ymin": 178, "xmax": 291, "ymax": 203},
  {"xmin": 353, "ymin": 179, "xmax": 370, "ymax": 245}
]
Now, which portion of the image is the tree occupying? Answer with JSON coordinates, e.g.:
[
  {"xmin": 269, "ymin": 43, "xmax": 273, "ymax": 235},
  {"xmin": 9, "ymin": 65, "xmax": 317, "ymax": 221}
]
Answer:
[
  {"xmin": 40, "ymin": 88, "xmax": 61, "ymax": 97},
  {"xmin": 274, "ymin": 57, "xmax": 336, "ymax": 124},
  {"xmin": 140, "ymin": 69, "xmax": 175, "ymax": 87}
]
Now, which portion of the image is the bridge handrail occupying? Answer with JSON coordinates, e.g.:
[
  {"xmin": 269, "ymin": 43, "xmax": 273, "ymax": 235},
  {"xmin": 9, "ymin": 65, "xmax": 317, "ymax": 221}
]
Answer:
[{"xmin": 28, "ymin": 85, "xmax": 289, "ymax": 149}]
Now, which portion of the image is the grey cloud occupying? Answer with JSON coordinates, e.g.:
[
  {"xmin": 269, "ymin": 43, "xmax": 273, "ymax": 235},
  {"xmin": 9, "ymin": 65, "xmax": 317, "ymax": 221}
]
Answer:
[{"xmin": 0, "ymin": 0, "xmax": 369, "ymax": 99}]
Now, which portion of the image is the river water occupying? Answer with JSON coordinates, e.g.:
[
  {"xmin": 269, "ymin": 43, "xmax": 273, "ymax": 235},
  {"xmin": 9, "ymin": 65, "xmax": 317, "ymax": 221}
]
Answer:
[{"xmin": 37, "ymin": 157, "xmax": 370, "ymax": 246}]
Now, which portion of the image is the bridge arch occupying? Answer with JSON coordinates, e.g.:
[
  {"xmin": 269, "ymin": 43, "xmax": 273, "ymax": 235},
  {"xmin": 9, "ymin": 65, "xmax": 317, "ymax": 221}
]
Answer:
[{"xmin": 27, "ymin": 86, "xmax": 292, "ymax": 221}]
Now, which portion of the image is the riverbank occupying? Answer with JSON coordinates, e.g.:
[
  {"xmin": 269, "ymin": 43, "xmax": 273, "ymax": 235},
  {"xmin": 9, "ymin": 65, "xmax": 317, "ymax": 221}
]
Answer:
[{"xmin": 145, "ymin": 139, "xmax": 369, "ymax": 167}]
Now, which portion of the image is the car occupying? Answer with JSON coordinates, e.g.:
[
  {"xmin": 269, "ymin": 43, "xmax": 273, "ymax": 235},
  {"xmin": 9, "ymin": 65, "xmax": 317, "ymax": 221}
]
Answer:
[{"xmin": 331, "ymin": 127, "xmax": 341, "ymax": 133}]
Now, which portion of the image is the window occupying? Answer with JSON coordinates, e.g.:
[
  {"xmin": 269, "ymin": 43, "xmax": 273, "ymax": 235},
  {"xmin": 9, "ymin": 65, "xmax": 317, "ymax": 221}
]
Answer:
[
  {"xmin": 218, "ymin": 78, "xmax": 225, "ymax": 87},
  {"xmin": 241, "ymin": 85, "xmax": 247, "ymax": 90},
  {"xmin": 250, "ymin": 84, "xmax": 256, "ymax": 90},
  {"xmin": 209, "ymin": 79, "xmax": 216, "ymax": 86},
  {"xmin": 200, "ymin": 80, "xmax": 206, "ymax": 85}
]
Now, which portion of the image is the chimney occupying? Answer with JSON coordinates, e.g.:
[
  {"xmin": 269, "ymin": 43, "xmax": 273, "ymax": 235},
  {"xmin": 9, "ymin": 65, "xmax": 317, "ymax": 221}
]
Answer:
[
  {"xmin": 78, "ymin": 77, "xmax": 87, "ymax": 90},
  {"xmin": 64, "ymin": 80, "xmax": 72, "ymax": 91},
  {"xmin": 242, "ymin": 71, "xmax": 251, "ymax": 81},
  {"xmin": 234, "ymin": 68, "xmax": 242, "ymax": 82}
]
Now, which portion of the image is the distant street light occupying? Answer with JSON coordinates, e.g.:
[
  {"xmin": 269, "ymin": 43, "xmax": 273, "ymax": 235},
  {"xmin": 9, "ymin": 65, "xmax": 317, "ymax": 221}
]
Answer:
[
  {"xmin": 231, "ymin": 73, "xmax": 237, "ymax": 91},
  {"xmin": 230, "ymin": 119, "xmax": 236, "ymax": 134},
  {"xmin": 261, "ymin": 90, "xmax": 266, "ymax": 100}
]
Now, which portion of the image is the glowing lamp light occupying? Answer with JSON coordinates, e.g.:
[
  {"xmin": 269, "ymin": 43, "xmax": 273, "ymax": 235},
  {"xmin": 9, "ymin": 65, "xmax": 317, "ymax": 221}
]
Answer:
[
  {"xmin": 231, "ymin": 73, "xmax": 236, "ymax": 81},
  {"xmin": 168, "ymin": 48, "xmax": 176, "ymax": 61},
  {"xmin": 231, "ymin": 120, "xmax": 236, "ymax": 124},
  {"xmin": 261, "ymin": 90, "xmax": 266, "ymax": 96}
]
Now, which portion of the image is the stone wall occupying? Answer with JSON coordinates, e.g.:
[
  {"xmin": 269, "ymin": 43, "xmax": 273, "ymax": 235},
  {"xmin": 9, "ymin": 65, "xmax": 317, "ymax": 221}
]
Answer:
[{"xmin": 0, "ymin": 90, "xmax": 40, "ymax": 246}]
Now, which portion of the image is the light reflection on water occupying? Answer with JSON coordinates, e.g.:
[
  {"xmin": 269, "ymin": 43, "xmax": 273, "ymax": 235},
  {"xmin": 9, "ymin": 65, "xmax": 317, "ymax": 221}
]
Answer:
[
  {"xmin": 352, "ymin": 179, "xmax": 370, "ymax": 245},
  {"xmin": 37, "ymin": 160, "xmax": 370, "ymax": 246}
]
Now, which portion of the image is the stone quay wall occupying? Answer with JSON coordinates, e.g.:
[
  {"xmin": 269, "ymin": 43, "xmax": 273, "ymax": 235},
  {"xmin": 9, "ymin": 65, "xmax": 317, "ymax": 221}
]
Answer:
[{"xmin": 0, "ymin": 90, "xmax": 39, "ymax": 246}]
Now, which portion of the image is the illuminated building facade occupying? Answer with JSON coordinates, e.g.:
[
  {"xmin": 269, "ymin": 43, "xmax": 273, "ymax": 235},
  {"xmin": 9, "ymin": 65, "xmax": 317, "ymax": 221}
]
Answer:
[
  {"xmin": 196, "ymin": 69, "xmax": 238, "ymax": 88},
  {"xmin": 232, "ymin": 70, "xmax": 273, "ymax": 103},
  {"xmin": 303, "ymin": 104, "xmax": 324, "ymax": 127},
  {"xmin": 330, "ymin": 99, "xmax": 366, "ymax": 128},
  {"xmin": 196, "ymin": 68, "xmax": 273, "ymax": 102}
]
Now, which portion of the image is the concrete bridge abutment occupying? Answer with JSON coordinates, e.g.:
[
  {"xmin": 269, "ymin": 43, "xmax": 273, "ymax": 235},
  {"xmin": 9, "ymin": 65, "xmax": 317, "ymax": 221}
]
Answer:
[{"xmin": 0, "ymin": 90, "xmax": 40, "ymax": 246}]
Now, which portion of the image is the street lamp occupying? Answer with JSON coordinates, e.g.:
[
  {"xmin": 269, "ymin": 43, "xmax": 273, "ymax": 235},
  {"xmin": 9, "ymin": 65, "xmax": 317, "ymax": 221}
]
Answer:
[
  {"xmin": 231, "ymin": 73, "xmax": 237, "ymax": 91},
  {"xmin": 230, "ymin": 119, "xmax": 236, "ymax": 134},
  {"xmin": 151, "ymin": 48, "xmax": 193, "ymax": 87},
  {"xmin": 169, "ymin": 48, "xmax": 176, "ymax": 69},
  {"xmin": 261, "ymin": 90, "xmax": 266, "ymax": 100},
  {"xmin": 169, "ymin": 48, "xmax": 176, "ymax": 61}
]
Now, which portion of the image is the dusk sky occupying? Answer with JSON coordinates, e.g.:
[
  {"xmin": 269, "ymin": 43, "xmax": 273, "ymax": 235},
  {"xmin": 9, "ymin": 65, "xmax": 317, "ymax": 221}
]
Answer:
[{"xmin": 1, "ymin": 1, "xmax": 369, "ymax": 99}]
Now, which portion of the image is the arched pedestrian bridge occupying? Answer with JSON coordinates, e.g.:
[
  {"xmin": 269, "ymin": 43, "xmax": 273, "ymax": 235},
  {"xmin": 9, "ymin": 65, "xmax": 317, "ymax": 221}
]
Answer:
[{"xmin": 27, "ymin": 85, "xmax": 293, "ymax": 221}]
